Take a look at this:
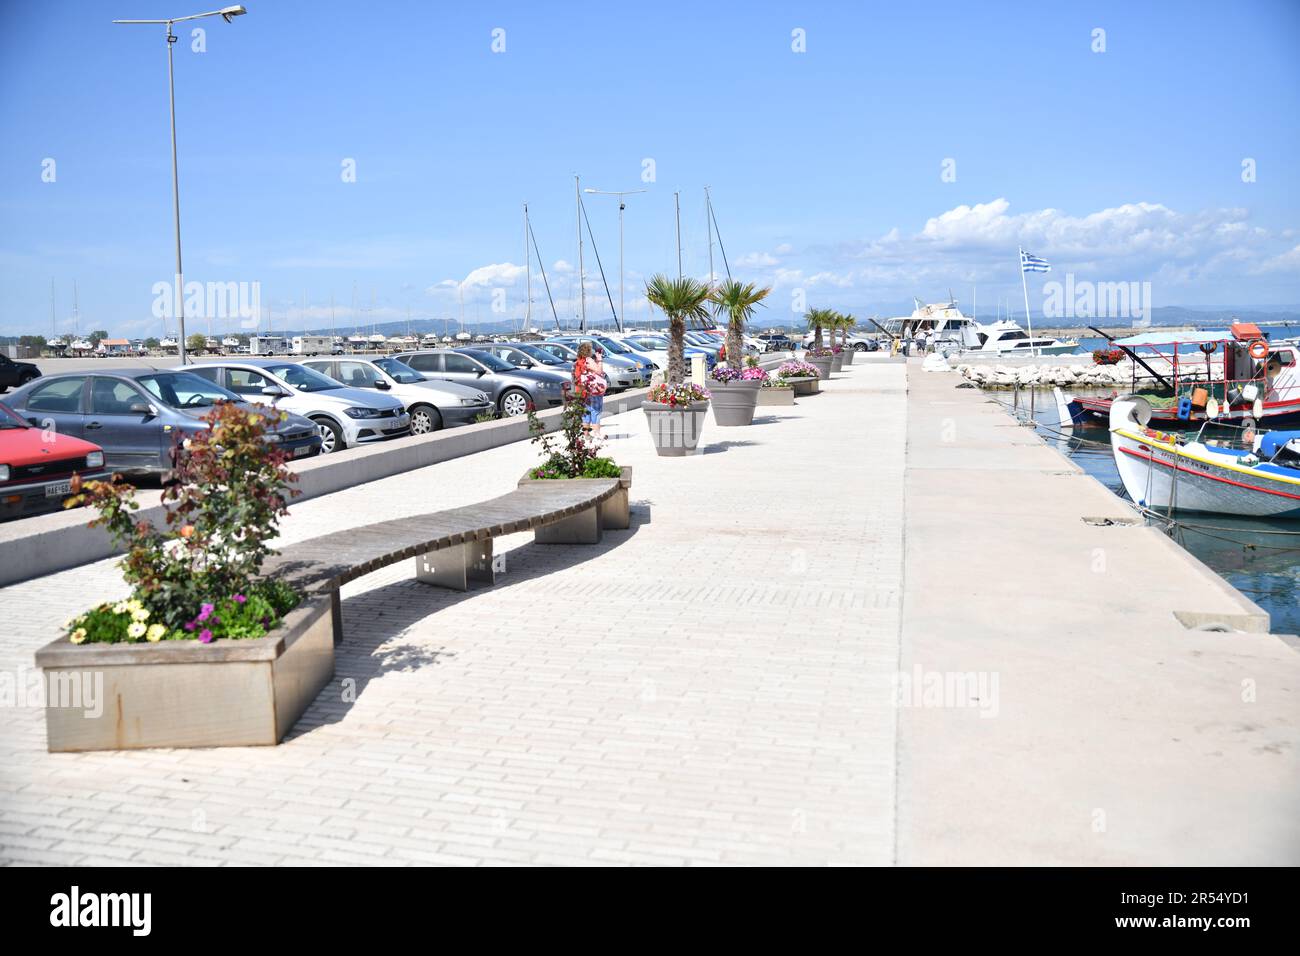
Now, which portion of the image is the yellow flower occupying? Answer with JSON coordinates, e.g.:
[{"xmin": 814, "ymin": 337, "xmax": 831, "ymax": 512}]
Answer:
[
  {"xmin": 131, "ymin": 607, "xmax": 150, "ymax": 623},
  {"xmin": 113, "ymin": 602, "xmax": 129, "ymax": 615},
  {"xmin": 145, "ymin": 624, "xmax": 165, "ymax": 643},
  {"xmin": 127, "ymin": 622, "xmax": 147, "ymax": 639},
  {"xmin": 70, "ymin": 629, "xmax": 87, "ymax": 645},
  {"xmin": 126, "ymin": 599, "xmax": 143, "ymax": 612}
]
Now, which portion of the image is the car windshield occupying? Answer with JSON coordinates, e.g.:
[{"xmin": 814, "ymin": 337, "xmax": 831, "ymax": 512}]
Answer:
[
  {"xmin": 0, "ymin": 403, "xmax": 28, "ymax": 429},
  {"xmin": 459, "ymin": 349, "xmax": 514, "ymax": 372},
  {"xmin": 594, "ymin": 337, "xmax": 632, "ymax": 354},
  {"xmin": 374, "ymin": 358, "xmax": 425, "ymax": 384},
  {"xmin": 515, "ymin": 344, "xmax": 563, "ymax": 364},
  {"xmin": 138, "ymin": 371, "xmax": 240, "ymax": 408},
  {"xmin": 629, "ymin": 336, "xmax": 668, "ymax": 350},
  {"xmin": 264, "ymin": 363, "xmax": 342, "ymax": 392}
]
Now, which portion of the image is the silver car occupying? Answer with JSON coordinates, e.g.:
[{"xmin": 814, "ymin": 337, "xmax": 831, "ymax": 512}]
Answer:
[
  {"xmin": 185, "ymin": 359, "xmax": 410, "ymax": 453},
  {"xmin": 299, "ymin": 356, "xmax": 492, "ymax": 433},
  {"xmin": 395, "ymin": 349, "xmax": 568, "ymax": 417}
]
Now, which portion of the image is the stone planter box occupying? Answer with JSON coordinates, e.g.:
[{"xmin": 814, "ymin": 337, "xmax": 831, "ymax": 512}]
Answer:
[
  {"xmin": 782, "ymin": 376, "xmax": 820, "ymax": 396},
  {"xmin": 709, "ymin": 378, "xmax": 763, "ymax": 426},
  {"xmin": 831, "ymin": 352, "xmax": 844, "ymax": 372},
  {"xmin": 757, "ymin": 385, "xmax": 795, "ymax": 406},
  {"xmin": 842, "ymin": 348, "xmax": 856, "ymax": 365},
  {"xmin": 35, "ymin": 595, "xmax": 336, "ymax": 752},
  {"xmin": 643, "ymin": 401, "xmax": 708, "ymax": 456},
  {"xmin": 518, "ymin": 466, "xmax": 631, "ymax": 540},
  {"xmin": 804, "ymin": 356, "xmax": 833, "ymax": 380}
]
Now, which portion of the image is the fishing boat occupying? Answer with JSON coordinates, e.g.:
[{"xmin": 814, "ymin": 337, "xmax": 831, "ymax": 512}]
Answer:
[
  {"xmin": 1110, "ymin": 395, "xmax": 1300, "ymax": 517},
  {"xmin": 1069, "ymin": 324, "xmax": 1300, "ymax": 428}
]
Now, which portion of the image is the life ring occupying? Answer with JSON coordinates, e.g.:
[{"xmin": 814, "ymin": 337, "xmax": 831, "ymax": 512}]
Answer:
[{"xmin": 1249, "ymin": 339, "xmax": 1269, "ymax": 359}]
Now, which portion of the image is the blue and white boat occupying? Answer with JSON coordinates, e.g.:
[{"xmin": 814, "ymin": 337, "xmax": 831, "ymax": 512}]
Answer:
[{"xmin": 1110, "ymin": 396, "xmax": 1300, "ymax": 517}]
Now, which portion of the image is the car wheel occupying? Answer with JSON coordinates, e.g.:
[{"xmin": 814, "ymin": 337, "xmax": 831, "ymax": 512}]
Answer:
[
  {"xmin": 312, "ymin": 416, "xmax": 344, "ymax": 454},
  {"xmin": 854, "ymin": 342, "xmax": 868, "ymax": 352},
  {"xmin": 499, "ymin": 388, "xmax": 530, "ymax": 417},
  {"xmin": 409, "ymin": 403, "xmax": 442, "ymax": 434}
]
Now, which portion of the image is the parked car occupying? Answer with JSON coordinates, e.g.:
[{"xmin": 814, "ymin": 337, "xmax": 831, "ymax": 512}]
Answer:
[
  {"xmin": 4, "ymin": 368, "xmax": 321, "ymax": 476},
  {"xmin": 800, "ymin": 330, "xmax": 878, "ymax": 351},
  {"xmin": 298, "ymin": 356, "xmax": 492, "ymax": 433},
  {"xmin": 612, "ymin": 332, "xmax": 717, "ymax": 370},
  {"xmin": 0, "ymin": 400, "xmax": 111, "ymax": 521},
  {"xmin": 545, "ymin": 336, "xmax": 653, "ymax": 390},
  {"xmin": 476, "ymin": 342, "xmax": 574, "ymax": 378},
  {"xmin": 394, "ymin": 348, "xmax": 568, "ymax": 417},
  {"xmin": 757, "ymin": 333, "xmax": 797, "ymax": 352},
  {"xmin": 0, "ymin": 353, "xmax": 41, "ymax": 393},
  {"xmin": 182, "ymin": 359, "xmax": 409, "ymax": 453}
]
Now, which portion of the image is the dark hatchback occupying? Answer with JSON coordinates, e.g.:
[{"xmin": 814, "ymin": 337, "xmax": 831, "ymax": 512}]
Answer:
[{"xmin": 4, "ymin": 368, "xmax": 321, "ymax": 477}]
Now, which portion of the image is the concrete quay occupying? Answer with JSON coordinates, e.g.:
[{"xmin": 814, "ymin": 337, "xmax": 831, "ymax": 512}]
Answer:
[{"xmin": 0, "ymin": 357, "xmax": 1295, "ymax": 866}]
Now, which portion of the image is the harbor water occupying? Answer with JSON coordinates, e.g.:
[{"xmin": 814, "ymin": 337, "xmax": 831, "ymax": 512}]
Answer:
[{"xmin": 1024, "ymin": 398, "xmax": 1300, "ymax": 635}]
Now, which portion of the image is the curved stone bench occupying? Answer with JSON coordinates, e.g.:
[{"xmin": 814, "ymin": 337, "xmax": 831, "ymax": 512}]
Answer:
[{"xmin": 261, "ymin": 477, "xmax": 624, "ymax": 643}]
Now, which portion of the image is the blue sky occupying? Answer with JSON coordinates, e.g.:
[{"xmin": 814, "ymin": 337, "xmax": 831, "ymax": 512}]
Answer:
[{"xmin": 2, "ymin": 0, "xmax": 1298, "ymax": 338}]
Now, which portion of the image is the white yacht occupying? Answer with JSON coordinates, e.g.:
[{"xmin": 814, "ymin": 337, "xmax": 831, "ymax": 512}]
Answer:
[{"xmin": 894, "ymin": 298, "xmax": 1077, "ymax": 355}]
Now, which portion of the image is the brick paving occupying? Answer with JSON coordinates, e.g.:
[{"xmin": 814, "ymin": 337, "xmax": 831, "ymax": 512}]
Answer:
[{"xmin": 0, "ymin": 359, "xmax": 906, "ymax": 866}]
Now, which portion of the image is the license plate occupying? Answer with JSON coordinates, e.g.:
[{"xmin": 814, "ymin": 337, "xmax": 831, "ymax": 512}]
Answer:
[
  {"xmin": 292, "ymin": 445, "xmax": 313, "ymax": 458},
  {"xmin": 44, "ymin": 480, "xmax": 72, "ymax": 498},
  {"xmin": 384, "ymin": 422, "xmax": 407, "ymax": 432}
]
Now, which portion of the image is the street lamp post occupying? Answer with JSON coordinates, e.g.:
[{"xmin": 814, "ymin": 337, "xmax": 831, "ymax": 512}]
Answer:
[
  {"xmin": 583, "ymin": 186, "xmax": 646, "ymax": 332},
  {"xmin": 114, "ymin": 6, "xmax": 247, "ymax": 365}
]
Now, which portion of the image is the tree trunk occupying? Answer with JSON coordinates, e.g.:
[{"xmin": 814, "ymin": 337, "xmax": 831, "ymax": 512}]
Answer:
[
  {"xmin": 727, "ymin": 314, "xmax": 744, "ymax": 370},
  {"xmin": 667, "ymin": 316, "xmax": 686, "ymax": 385},
  {"xmin": 813, "ymin": 325, "xmax": 824, "ymax": 350}
]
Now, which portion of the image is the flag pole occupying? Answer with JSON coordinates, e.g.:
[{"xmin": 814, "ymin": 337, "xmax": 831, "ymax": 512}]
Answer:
[{"xmin": 1019, "ymin": 247, "xmax": 1038, "ymax": 358}]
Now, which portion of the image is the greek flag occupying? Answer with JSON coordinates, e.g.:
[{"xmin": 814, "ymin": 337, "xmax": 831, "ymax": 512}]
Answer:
[{"xmin": 1020, "ymin": 249, "xmax": 1051, "ymax": 273}]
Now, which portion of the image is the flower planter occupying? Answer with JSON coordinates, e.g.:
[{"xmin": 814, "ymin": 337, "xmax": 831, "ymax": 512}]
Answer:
[
  {"xmin": 831, "ymin": 352, "xmax": 844, "ymax": 373},
  {"xmin": 757, "ymin": 385, "xmax": 795, "ymax": 406},
  {"xmin": 709, "ymin": 378, "xmax": 763, "ymax": 426},
  {"xmin": 805, "ymin": 356, "xmax": 833, "ymax": 380},
  {"xmin": 35, "ymin": 595, "xmax": 336, "ymax": 752},
  {"xmin": 782, "ymin": 375, "xmax": 820, "ymax": 396},
  {"xmin": 842, "ymin": 348, "xmax": 856, "ymax": 366},
  {"xmin": 642, "ymin": 401, "xmax": 709, "ymax": 456},
  {"xmin": 518, "ymin": 466, "xmax": 632, "ymax": 536}
]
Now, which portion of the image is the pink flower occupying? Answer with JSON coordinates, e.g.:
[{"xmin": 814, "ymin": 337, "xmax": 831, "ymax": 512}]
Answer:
[
  {"xmin": 198, "ymin": 629, "xmax": 213, "ymax": 644},
  {"xmin": 233, "ymin": 594, "xmax": 246, "ymax": 604}
]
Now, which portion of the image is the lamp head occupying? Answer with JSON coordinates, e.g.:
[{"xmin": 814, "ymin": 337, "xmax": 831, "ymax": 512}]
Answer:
[{"xmin": 220, "ymin": 5, "xmax": 246, "ymax": 22}]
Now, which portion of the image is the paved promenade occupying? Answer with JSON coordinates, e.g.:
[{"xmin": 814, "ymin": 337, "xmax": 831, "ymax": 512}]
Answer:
[
  {"xmin": 0, "ymin": 359, "xmax": 906, "ymax": 865},
  {"xmin": 3, "ymin": 357, "xmax": 1296, "ymax": 866}
]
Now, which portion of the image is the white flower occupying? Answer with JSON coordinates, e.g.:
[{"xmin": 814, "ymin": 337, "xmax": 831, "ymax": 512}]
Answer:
[
  {"xmin": 131, "ymin": 607, "xmax": 150, "ymax": 623},
  {"xmin": 127, "ymin": 622, "xmax": 147, "ymax": 639},
  {"xmin": 70, "ymin": 629, "xmax": 87, "ymax": 645}
]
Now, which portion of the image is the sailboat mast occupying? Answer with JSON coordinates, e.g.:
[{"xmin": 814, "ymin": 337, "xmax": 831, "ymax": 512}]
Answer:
[
  {"xmin": 706, "ymin": 186, "xmax": 714, "ymax": 286},
  {"xmin": 524, "ymin": 202, "xmax": 532, "ymax": 331},
  {"xmin": 50, "ymin": 279, "xmax": 56, "ymax": 339},
  {"xmin": 674, "ymin": 191, "xmax": 682, "ymax": 279},
  {"xmin": 575, "ymin": 176, "xmax": 586, "ymax": 331}
]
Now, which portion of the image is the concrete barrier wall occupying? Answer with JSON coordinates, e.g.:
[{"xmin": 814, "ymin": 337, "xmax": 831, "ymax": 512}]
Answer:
[{"xmin": 0, "ymin": 387, "xmax": 652, "ymax": 587}]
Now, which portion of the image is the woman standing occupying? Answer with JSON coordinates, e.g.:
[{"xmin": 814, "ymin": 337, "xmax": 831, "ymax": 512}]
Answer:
[{"xmin": 572, "ymin": 342, "xmax": 607, "ymax": 441}]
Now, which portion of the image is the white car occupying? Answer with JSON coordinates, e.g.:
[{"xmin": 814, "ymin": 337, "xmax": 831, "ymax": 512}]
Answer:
[
  {"xmin": 298, "ymin": 356, "xmax": 492, "ymax": 433},
  {"xmin": 183, "ymin": 359, "xmax": 411, "ymax": 453}
]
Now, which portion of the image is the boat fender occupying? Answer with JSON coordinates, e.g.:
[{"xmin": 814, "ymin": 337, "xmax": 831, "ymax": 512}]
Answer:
[{"xmin": 1249, "ymin": 339, "xmax": 1269, "ymax": 359}]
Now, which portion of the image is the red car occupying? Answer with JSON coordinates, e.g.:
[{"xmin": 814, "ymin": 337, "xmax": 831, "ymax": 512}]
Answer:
[{"xmin": 0, "ymin": 402, "xmax": 111, "ymax": 521}]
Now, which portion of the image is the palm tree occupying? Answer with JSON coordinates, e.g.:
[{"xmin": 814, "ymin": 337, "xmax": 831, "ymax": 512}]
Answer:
[
  {"xmin": 645, "ymin": 274, "xmax": 712, "ymax": 384},
  {"xmin": 805, "ymin": 307, "xmax": 835, "ymax": 351},
  {"xmin": 839, "ymin": 312, "xmax": 856, "ymax": 349},
  {"xmin": 709, "ymin": 279, "xmax": 772, "ymax": 370}
]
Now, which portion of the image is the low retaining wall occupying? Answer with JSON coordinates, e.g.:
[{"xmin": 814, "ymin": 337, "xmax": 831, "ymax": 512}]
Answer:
[{"xmin": 0, "ymin": 387, "xmax": 651, "ymax": 587}]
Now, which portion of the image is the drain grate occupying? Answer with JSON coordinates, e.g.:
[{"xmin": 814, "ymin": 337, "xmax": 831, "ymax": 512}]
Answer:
[{"xmin": 1081, "ymin": 516, "xmax": 1141, "ymax": 527}]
